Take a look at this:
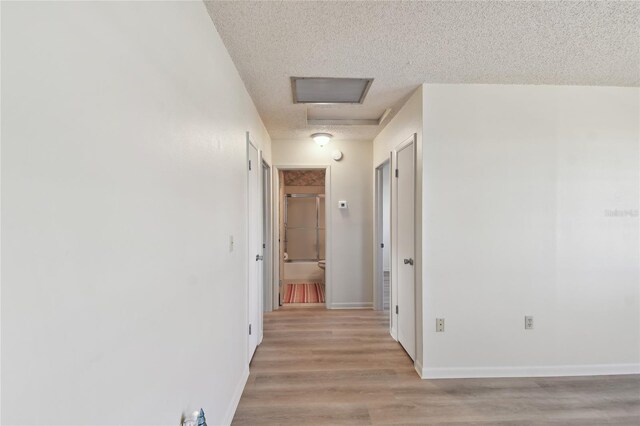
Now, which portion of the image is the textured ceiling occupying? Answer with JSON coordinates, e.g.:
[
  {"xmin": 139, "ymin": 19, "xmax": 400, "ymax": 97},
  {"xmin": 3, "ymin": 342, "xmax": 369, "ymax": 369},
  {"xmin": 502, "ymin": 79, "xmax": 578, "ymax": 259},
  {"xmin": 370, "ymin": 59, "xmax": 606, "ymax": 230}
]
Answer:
[
  {"xmin": 205, "ymin": 1, "xmax": 640, "ymax": 141},
  {"xmin": 283, "ymin": 170, "xmax": 326, "ymax": 187}
]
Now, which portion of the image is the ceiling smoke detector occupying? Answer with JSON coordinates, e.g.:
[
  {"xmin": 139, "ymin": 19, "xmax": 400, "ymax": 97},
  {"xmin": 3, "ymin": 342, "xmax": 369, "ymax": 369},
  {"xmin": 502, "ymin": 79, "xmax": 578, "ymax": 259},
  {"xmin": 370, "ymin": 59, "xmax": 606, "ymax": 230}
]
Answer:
[{"xmin": 291, "ymin": 77, "xmax": 373, "ymax": 104}]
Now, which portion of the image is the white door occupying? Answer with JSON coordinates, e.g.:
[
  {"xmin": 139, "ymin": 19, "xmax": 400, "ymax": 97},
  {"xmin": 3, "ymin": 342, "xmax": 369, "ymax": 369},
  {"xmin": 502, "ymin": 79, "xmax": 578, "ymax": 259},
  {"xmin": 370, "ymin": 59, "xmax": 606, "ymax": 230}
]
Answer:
[
  {"xmin": 247, "ymin": 141, "xmax": 262, "ymax": 360},
  {"xmin": 395, "ymin": 137, "xmax": 416, "ymax": 360}
]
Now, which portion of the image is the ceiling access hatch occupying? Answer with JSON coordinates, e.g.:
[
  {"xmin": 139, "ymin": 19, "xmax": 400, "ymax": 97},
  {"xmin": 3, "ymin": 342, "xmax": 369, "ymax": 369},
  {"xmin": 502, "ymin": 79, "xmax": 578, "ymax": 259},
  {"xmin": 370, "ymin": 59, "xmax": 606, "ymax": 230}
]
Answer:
[{"xmin": 291, "ymin": 77, "xmax": 374, "ymax": 104}]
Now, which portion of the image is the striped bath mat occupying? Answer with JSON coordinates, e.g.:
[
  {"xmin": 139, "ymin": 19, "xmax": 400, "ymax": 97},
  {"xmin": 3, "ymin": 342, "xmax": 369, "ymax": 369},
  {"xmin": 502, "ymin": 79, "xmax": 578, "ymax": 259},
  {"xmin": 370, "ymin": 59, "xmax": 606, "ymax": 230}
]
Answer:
[{"xmin": 284, "ymin": 283, "xmax": 325, "ymax": 304}]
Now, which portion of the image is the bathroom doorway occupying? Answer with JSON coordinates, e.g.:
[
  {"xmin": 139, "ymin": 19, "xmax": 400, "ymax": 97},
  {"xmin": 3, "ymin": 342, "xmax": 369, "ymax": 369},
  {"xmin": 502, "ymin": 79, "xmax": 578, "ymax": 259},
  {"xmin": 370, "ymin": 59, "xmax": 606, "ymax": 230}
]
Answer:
[{"xmin": 275, "ymin": 168, "xmax": 328, "ymax": 307}]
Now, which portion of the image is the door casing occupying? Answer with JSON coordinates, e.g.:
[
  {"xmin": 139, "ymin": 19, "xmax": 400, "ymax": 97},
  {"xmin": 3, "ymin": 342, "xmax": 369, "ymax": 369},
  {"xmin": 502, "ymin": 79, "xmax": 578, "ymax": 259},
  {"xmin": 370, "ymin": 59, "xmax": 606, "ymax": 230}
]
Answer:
[
  {"xmin": 271, "ymin": 165, "xmax": 332, "ymax": 309},
  {"xmin": 262, "ymin": 160, "xmax": 273, "ymax": 312},
  {"xmin": 374, "ymin": 157, "xmax": 392, "ymax": 317}
]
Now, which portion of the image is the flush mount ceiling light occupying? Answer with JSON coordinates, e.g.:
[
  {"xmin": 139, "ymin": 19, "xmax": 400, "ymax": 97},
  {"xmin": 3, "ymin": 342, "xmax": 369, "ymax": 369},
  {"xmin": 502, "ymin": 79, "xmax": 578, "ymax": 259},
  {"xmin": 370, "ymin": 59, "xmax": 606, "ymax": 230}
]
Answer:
[
  {"xmin": 311, "ymin": 132, "xmax": 332, "ymax": 147},
  {"xmin": 292, "ymin": 77, "xmax": 373, "ymax": 104}
]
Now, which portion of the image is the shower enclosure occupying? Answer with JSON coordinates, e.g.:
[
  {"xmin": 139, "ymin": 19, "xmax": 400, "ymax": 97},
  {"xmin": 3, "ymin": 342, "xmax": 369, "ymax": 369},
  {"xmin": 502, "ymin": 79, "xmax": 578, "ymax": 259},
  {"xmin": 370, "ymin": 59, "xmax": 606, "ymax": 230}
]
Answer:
[{"xmin": 284, "ymin": 194, "xmax": 325, "ymax": 261}]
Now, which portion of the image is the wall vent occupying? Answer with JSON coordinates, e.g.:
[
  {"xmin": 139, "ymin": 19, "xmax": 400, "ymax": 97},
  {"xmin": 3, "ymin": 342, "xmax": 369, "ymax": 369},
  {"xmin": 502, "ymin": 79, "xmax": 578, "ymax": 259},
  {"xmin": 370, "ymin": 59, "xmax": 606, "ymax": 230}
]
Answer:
[{"xmin": 306, "ymin": 107, "xmax": 391, "ymax": 126}]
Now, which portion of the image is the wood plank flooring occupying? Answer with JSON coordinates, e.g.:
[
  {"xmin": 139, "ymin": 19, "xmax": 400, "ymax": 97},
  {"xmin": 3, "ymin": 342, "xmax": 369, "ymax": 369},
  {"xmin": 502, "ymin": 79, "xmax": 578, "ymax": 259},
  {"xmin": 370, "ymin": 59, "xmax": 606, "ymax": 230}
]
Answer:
[{"xmin": 232, "ymin": 307, "xmax": 640, "ymax": 425}]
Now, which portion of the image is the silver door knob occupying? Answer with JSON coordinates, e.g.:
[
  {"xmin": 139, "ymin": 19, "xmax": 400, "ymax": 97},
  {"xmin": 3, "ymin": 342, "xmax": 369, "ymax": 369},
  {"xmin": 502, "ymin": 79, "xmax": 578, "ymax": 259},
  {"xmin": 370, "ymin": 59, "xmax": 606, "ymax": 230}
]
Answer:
[
  {"xmin": 403, "ymin": 258, "xmax": 414, "ymax": 265},
  {"xmin": 256, "ymin": 254, "xmax": 263, "ymax": 261}
]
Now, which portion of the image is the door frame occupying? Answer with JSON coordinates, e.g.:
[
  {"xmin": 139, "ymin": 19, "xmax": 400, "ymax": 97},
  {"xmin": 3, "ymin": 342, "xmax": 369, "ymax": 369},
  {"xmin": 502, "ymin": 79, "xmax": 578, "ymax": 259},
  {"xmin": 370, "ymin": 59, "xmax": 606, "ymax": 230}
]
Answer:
[
  {"xmin": 392, "ymin": 134, "xmax": 417, "ymax": 352},
  {"xmin": 374, "ymin": 156, "xmax": 392, "ymax": 315},
  {"xmin": 272, "ymin": 165, "xmax": 332, "ymax": 309},
  {"xmin": 261, "ymin": 159, "xmax": 274, "ymax": 313}
]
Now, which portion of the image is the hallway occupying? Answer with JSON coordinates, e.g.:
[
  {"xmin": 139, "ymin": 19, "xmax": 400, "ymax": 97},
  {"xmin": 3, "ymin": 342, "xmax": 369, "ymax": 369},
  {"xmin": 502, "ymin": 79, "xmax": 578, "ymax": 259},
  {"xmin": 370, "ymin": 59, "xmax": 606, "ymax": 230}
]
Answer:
[
  {"xmin": 2, "ymin": 2, "xmax": 639, "ymax": 424},
  {"xmin": 233, "ymin": 308, "xmax": 640, "ymax": 425}
]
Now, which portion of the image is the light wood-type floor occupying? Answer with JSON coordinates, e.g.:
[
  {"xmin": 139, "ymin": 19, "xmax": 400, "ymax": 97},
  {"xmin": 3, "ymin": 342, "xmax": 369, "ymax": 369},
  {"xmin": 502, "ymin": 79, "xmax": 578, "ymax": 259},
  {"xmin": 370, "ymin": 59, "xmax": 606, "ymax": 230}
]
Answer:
[{"xmin": 232, "ymin": 307, "xmax": 640, "ymax": 425}]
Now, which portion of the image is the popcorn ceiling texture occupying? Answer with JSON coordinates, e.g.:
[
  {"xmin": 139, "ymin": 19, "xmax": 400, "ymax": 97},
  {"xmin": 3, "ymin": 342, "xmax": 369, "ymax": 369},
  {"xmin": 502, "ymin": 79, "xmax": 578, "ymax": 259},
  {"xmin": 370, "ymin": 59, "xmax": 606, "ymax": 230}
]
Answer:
[
  {"xmin": 205, "ymin": 1, "xmax": 640, "ymax": 141},
  {"xmin": 283, "ymin": 170, "xmax": 326, "ymax": 187}
]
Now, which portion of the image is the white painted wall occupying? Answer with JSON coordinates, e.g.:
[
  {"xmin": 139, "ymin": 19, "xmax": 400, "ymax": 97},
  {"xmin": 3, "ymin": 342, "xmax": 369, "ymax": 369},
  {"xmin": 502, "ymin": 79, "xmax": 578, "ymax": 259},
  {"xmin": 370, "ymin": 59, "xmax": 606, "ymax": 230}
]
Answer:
[
  {"xmin": 373, "ymin": 87, "xmax": 424, "ymax": 361},
  {"xmin": 421, "ymin": 84, "xmax": 639, "ymax": 377},
  {"xmin": 1, "ymin": 2, "xmax": 270, "ymax": 424},
  {"xmin": 272, "ymin": 139, "xmax": 373, "ymax": 308}
]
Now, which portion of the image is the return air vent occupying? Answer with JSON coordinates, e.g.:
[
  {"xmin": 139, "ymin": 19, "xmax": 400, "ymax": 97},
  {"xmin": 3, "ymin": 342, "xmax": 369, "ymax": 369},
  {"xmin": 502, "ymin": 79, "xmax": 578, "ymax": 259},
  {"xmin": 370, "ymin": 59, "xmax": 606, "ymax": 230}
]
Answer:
[
  {"xmin": 291, "ymin": 77, "xmax": 373, "ymax": 104},
  {"xmin": 306, "ymin": 107, "xmax": 391, "ymax": 126}
]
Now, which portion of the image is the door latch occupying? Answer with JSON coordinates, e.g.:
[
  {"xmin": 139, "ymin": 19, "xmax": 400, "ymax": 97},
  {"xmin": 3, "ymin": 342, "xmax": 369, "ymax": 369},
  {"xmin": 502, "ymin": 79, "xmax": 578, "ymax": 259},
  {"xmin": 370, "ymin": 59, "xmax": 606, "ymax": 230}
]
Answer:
[
  {"xmin": 403, "ymin": 258, "xmax": 414, "ymax": 265},
  {"xmin": 256, "ymin": 254, "xmax": 264, "ymax": 261}
]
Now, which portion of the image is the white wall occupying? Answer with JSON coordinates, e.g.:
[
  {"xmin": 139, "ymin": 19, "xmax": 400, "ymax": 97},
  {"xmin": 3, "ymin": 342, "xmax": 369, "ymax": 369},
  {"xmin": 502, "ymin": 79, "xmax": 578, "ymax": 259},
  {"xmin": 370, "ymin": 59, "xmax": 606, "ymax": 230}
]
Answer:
[
  {"xmin": 1, "ymin": 2, "xmax": 270, "ymax": 424},
  {"xmin": 272, "ymin": 139, "xmax": 373, "ymax": 308},
  {"xmin": 373, "ymin": 87, "xmax": 424, "ymax": 362},
  {"xmin": 421, "ymin": 84, "xmax": 639, "ymax": 377}
]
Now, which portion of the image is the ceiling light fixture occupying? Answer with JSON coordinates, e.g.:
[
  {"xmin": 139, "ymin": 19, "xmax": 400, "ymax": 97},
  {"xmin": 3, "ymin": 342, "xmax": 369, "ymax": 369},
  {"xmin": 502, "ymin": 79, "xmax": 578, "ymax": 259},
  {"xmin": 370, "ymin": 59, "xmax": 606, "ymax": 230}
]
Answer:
[{"xmin": 311, "ymin": 132, "xmax": 332, "ymax": 147}]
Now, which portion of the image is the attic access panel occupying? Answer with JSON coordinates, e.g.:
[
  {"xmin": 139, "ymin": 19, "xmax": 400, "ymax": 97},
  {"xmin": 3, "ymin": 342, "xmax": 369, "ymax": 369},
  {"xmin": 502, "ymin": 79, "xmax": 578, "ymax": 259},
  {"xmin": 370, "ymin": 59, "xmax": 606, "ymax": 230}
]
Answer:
[{"xmin": 291, "ymin": 77, "xmax": 373, "ymax": 104}]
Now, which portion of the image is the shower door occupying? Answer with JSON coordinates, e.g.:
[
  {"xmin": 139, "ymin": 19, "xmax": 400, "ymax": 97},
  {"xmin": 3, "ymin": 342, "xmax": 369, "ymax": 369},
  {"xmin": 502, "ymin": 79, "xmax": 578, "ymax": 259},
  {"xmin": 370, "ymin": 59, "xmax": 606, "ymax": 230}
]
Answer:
[{"xmin": 285, "ymin": 194, "xmax": 325, "ymax": 261}]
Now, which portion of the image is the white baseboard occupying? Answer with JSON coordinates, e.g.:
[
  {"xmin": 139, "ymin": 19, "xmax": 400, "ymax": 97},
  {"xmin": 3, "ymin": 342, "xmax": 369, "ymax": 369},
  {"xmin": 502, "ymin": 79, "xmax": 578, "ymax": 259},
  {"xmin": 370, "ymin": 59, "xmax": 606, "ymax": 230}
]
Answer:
[
  {"xmin": 390, "ymin": 328, "xmax": 397, "ymax": 341},
  {"xmin": 418, "ymin": 363, "xmax": 640, "ymax": 379},
  {"xmin": 414, "ymin": 359, "xmax": 424, "ymax": 378},
  {"xmin": 222, "ymin": 366, "xmax": 250, "ymax": 425},
  {"xmin": 328, "ymin": 302, "xmax": 373, "ymax": 309}
]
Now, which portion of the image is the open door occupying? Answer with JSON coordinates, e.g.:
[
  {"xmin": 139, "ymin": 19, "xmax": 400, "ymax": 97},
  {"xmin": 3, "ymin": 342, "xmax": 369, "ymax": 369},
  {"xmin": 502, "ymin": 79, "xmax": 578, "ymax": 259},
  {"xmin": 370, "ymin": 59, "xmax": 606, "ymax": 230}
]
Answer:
[
  {"xmin": 395, "ymin": 135, "xmax": 416, "ymax": 360},
  {"xmin": 262, "ymin": 161, "xmax": 273, "ymax": 313},
  {"xmin": 375, "ymin": 159, "xmax": 391, "ymax": 313}
]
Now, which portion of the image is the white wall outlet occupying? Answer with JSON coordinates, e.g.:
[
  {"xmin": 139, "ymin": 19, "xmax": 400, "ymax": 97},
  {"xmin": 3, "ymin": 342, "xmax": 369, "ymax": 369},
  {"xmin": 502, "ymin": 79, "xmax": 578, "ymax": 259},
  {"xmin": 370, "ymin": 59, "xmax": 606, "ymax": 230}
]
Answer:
[
  {"xmin": 525, "ymin": 315, "xmax": 534, "ymax": 330},
  {"xmin": 436, "ymin": 318, "xmax": 445, "ymax": 332},
  {"xmin": 338, "ymin": 201, "xmax": 348, "ymax": 209}
]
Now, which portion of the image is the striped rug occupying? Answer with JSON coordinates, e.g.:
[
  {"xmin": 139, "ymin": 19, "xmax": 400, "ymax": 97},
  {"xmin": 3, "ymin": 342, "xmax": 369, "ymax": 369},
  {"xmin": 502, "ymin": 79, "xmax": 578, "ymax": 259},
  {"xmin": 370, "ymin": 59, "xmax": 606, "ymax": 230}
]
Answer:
[{"xmin": 284, "ymin": 283, "xmax": 325, "ymax": 304}]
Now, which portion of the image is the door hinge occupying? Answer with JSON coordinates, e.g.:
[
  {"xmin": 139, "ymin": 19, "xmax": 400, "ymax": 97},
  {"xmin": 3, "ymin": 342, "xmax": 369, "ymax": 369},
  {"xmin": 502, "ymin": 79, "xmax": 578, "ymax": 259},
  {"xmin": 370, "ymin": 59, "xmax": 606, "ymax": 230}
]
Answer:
[
  {"xmin": 395, "ymin": 305, "xmax": 399, "ymax": 315},
  {"xmin": 262, "ymin": 243, "xmax": 266, "ymax": 249},
  {"xmin": 380, "ymin": 243, "xmax": 384, "ymax": 248},
  {"xmin": 249, "ymin": 324, "xmax": 252, "ymax": 335},
  {"xmin": 249, "ymin": 160, "xmax": 252, "ymax": 171},
  {"xmin": 395, "ymin": 169, "xmax": 399, "ymax": 178}
]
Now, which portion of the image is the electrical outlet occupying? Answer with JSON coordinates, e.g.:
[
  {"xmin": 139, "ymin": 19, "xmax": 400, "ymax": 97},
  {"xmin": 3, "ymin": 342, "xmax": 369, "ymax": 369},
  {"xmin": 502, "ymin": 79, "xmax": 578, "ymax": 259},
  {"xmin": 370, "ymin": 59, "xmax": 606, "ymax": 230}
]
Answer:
[
  {"xmin": 525, "ymin": 316, "xmax": 534, "ymax": 330},
  {"xmin": 436, "ymin": 318, "xmax": 445, "ymax": 332}
]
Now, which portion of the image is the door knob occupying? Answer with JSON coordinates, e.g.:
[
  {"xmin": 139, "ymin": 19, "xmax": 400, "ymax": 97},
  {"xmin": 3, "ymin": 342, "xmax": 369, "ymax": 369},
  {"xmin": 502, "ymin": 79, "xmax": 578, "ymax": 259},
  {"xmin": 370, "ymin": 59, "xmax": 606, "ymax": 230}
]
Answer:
[
  {"xmin": 256, "ymin": 254, "xmax": 264, "ymax": 261},
  {"xmin": 403, "ymin": 258, "xmax": 414, "ymax": 265}
]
